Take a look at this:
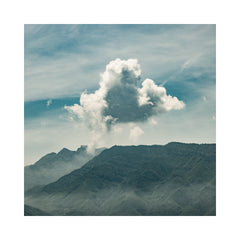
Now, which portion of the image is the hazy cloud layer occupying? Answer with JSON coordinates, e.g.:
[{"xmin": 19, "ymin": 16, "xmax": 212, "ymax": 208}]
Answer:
[{"xmin": 65, "ymin": 58, "xmax": 185, "ymax": 133}]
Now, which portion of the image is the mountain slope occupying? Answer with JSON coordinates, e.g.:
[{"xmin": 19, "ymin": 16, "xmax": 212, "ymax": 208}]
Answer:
[
  {"xmin": 25, "ymin": 143, "xmax": 216, "ymax": 216},
  {"xmin": 24, "ymin": 146, "xmax": 104, "ymax": 191},
  {"xmin": 24, "ymin": 204, "xmax": 51, "ymax": 216}
]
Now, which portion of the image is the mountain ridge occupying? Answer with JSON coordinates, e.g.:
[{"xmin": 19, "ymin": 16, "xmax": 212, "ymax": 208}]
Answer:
[
  {"xmin": 25, "ymin": 143, "xmax": 216, "ymax": 216},
  {"xmin": 24, "ymin": 145, "xmax": 105, "ymax": 191}
]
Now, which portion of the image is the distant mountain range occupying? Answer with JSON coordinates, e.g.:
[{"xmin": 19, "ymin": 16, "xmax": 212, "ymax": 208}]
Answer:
[
  {"xmin": 25, "ymin": 142, "xmax": 216, "ymax": 216},
  {"xmin": 24, "ymin": 146, "xmax": 105, "ymax": 191}
]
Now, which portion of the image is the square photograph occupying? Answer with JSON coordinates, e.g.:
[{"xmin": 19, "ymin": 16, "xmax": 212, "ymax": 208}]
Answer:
[{"xmin": 24, "ymin": 24, "xmax": 216, "ymax": 216}]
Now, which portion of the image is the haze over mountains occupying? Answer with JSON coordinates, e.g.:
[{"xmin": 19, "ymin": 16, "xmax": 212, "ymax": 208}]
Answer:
[
  {"xmin": 25, "ymin": 142, "xmax": 216, "ymax": 216},
  {"xmin": 24, "ymin": 146, "xmax": 105, "ymax": 191}
]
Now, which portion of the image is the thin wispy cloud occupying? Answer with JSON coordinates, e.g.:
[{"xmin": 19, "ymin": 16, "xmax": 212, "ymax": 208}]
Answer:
[{"xmin": 24, "ymin": 24, "xmax": 216, "ymax": 101}]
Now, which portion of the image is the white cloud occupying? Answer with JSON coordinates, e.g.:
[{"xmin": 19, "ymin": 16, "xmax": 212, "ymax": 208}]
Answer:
[
  {"xmin": 138, "ymin": 78, "xmax": 185, "ymax": 111},
  {"xmin": 150, "ymin": 118, "xmax": 157, "ymax": 126},
  {"xmin": 65, "ymin": 58, "xmax": 185, "ymax": 133},
  {"xmin": 112, "ymin": 125, "xmax": 123, "ymax": 134},
  {"xmin": 129, "ymin": 126, "xmax": 144, "ymax": 142},
  {"xmin": 46, "ymin": 99, "xmax": 52, "ymax": 107}
]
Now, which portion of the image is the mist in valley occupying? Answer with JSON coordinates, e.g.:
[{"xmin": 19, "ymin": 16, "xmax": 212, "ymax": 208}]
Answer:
[
  {"xmin": 25, "ymin": 180, "xmax": 216, "ymax": 216},
  {"xmin": 24, "ymin": 146, "xmax": 104, "ymax": 191}
]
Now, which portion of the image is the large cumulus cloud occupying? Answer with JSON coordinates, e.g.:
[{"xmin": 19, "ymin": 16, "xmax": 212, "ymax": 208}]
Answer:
[{"xmin": 65, "ymin": 58, "xmax": 185, "ymax": 132}]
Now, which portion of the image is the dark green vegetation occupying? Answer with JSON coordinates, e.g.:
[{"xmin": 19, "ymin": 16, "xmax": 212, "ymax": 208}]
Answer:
[
  {"xmin": 25, "ymin": 142, "xmax": 216, "ymax": 216},
  {"xmin": 24, "ymin": 146, "xmax": 105, "ymax": 191}
]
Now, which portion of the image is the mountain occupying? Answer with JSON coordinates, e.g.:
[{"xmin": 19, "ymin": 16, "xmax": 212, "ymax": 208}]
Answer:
[
  {"xmin": 24, "ymin": 146, "xmax": 105, "ymax": 191},
  {"xmin": 24, "ymin": 204, "xmax": 51, "ymax": 216},
  {"xmin": 25, "ymin": 142, "xmax": 216, "ymax": 216}
]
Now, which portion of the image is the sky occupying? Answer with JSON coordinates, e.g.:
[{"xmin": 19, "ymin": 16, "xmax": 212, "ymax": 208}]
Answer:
[{"xmin": 24, "ymin": 24, "xmax": 216, "ymax": 165}]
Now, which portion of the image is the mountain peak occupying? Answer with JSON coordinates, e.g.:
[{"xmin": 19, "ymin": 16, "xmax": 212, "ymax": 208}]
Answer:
[
  {"xmin": 58, "ymin": 148, "xmax": 72, "ymax": 155},
  {"xmin": 77, "ymin": 145, "xmax": 87, "ymax": 152}
]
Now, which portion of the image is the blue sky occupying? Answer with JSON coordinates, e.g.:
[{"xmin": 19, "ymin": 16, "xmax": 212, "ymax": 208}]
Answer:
[{"xmin": 24, "ymin": 24, "xmax": 216, "ymax": 165}]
